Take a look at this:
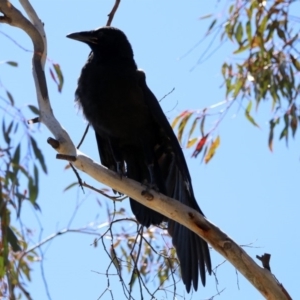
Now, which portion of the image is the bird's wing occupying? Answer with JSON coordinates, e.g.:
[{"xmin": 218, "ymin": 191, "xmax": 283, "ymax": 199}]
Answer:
[
  {"xmin": 136, "ymin": 69, "xmax": 201, "ymax": 211},
  {"xmin": 136, "ymin": 69, "xmax": 212, "ymax": 292}
]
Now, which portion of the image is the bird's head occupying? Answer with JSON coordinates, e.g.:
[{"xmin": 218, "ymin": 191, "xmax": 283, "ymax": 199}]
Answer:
[{"xmin": 67, "ymin": 27, "xmax": 134, "ymax": 62}]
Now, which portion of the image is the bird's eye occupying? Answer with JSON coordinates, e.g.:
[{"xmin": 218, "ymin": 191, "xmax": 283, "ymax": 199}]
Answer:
[{"xmin": 97, "ymin": 31, "xmax": 104, "ymax": 38}]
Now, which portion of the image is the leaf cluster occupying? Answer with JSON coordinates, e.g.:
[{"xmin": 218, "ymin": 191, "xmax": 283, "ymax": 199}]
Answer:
[
  {"xmin": 175, "ymin": 0, "xmax": 300, "ymax": 160},
  {"xmin": 0, "ymin": 63, "xmax": 46, "ymax": 299}
]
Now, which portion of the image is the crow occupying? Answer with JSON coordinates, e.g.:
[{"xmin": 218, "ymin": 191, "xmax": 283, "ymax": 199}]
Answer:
[{"xmin": 67, "ymin": 26, "xmax": 211, "ymax": 292}]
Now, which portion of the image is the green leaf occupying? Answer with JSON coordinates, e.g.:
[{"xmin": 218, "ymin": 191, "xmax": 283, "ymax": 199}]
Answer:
[
  {"xmin": 279, "ymin": 113, "xmax": 289, "ymax": 145},
  {"xmin": 50, "ymin": 63, "xmax": 64, "ymax": 93},
  {"xmin": 1, "ymin": 209, "xmax": 9, "ymax": 271},
  {"xmin": 6, "ymin": 90, "xmax": 14, "ymax": 105},
  {"xmin": 246, "ymin": 21, "xmax": 252, "ymax": 43},
  {"xmin": 129, "ymin": 270, "xmax": 138, "ymax": 289},
  {"xmin": 28, "ymin": 164, "xmax": 39, "ymax": 204},
  {"xmin": 2, "ymin": 120, "xmax": 13, "ymax": 145},
  {"xmin": 121, "ymin": 246, "xmax": 131, "ymax": 273},
  {"xmin": 246, "ymin": 101, "xmax": 252, "ymax": 114},
  {"xmin": 290, "ymin": 54, "xmax": 300, "ymax": 71},
  {"xmin": 233, "ymin": 43, "xmax": 250, "ymax": 54},
  {"xmin": 259, "ymin": 15, "xmax": 269, "ymax": 33},
  {"xmin": 225, "ymin": 77, "xmax": 232, "ymax": 97},
  {"xmin": 246, "ymin": 2, "xmax": 255, "ymax": 19},
  {"xmin": 7, "ymin": 226, "xmax": 21, "ymax": 252},
  {"xmin": 200, "ymin": 114, "xmax": 206, "ymax": 136},
  {"xmin": 32, "ymin": 202, "xmax": 41, "ymax": 211},
  {"xmin": 245, "ymin": 101, "xmax": 260, "ymax": 128},
  {"xmin": 207, "ymin": 19, "xmax": 217, "ymax": 34},
  {"xmin": 221, "ymin": 63, "xmax": 228, "ymax": 77},
  {"xmin": 5, "ymin": 61, "xmax": 18, "ymax": 67},
  {"xmin": 28, "ymin": 175, "xmax": 38, "ymax": 204},
  {"xmin": 277, "ymin": 27, "xmax": 286, "ymax": 42},
  {"xmin": 110, "ymin": 246, "xmax": 121, "ymax": 273},
  {"xmin": 235, "ymin": 22, "xmax": 243, "ymax": 44},
  {"xmin": 30, "ymin": 136, "xmax": 47, "ymax": 174},
  {"xmin": 12, "ymin": 144, "xmax": 21, "ymax": 173},
  {"xmin": 245, "ymin": 112, "xmax": 260, "ymax": 128},
  {"xmin": 225, "ymin": 21, "xmax": 233, "ymax": 41},
  {"xmin": 290, "ymin": 115, "xmax": 297, "ymax": 138},
  {"xmin": 0, "ymin": 256, "xmax": 5, "ymax": 277},
  {"xmin": 63, "ymin": 182, "xmax": 78, "ymax": 192},
  {"xmin": 19, "ymin": 260, "xmax": 31, "ymax": 281},
  {"xmin": 279, "ymin": 127, "xmax": 288, "ymax": 140},
  {"xmin": 28, "ymin": 105, "xmax": 40, "ymax": 116},
  {"xmin": 233, "ymin": 78, "xmax": 244, "ymax": 98},
  {"xmin": 268, "ymin": 118, "xmax": 278, "ymax": 152},
  {"xmin": 53, "ymin": 63, "xmax": 64, "ymax": 92},
  {"xmin": 199, "ymin": 14, "xmax": 212, "ymax": 20}
]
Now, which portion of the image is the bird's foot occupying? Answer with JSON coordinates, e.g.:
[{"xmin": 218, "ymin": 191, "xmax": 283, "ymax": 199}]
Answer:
[{"xmin": 141, "ymin": 179, "xmax": 159, "ymax": 192}]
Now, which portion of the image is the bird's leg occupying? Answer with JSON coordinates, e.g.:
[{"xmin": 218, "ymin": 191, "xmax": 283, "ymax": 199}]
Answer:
[
  {"xmin": 147, "ymin": 164, "xmax": 158, "ymax": 190},
  {"xmin": 108, "ymin": 139, "xmax": 124, "ymax": 177},
  {"xmin": 140, "ymin": 138, "xmax": 159, "ymax": 191},
  {"xmin": 116, "ymin": 161, "xmax": 123, "ymax": 176}
]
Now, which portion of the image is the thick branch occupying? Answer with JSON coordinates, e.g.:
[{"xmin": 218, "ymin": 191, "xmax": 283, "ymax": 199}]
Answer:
[{"xmin": 0, "ymin": 1, "xmax": 290, "ymax": 299}]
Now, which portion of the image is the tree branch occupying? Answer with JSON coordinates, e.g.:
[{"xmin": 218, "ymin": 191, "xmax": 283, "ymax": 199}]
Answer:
[
  {"xmin": 0, "ymin": 0, "xmax": 75, "ymax": 156},
  {"xmin": 106, "ymin": 0, "xmax": 121, "ymax": 26},
  {"xmin": 0, "ymin": 1, "xmax": 291, "ymax": 299}
]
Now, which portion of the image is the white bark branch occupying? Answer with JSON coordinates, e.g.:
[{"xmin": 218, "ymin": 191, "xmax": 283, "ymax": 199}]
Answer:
[
  {"xmin": 0, "ymin": 0, "xmax": 75, "ymax": 155},
  {"xmin": 0, "ymin": 1, "xmax": 291, "ymax": 299}
]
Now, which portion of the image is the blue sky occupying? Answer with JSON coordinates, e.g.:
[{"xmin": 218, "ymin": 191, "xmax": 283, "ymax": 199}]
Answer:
[{"xmin": 0, "ymin": 1, "xmax": 298, "ymax": 299}]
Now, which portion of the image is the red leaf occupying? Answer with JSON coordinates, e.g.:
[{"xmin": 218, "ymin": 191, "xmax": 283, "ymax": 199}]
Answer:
[{"xmin": 192, "ymin": 134, "xmax": 208, "ymax": 158}]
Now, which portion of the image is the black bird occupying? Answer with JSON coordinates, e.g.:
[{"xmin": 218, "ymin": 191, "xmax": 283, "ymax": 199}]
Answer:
[{"xmin": 67, "ymin": 26, "xmax": 211, "ymax": 292}]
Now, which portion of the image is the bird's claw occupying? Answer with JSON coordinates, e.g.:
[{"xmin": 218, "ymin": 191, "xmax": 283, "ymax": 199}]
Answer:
[{"xmin": 141, "ymin": 179, "xmax": 159, "ymax": 192}]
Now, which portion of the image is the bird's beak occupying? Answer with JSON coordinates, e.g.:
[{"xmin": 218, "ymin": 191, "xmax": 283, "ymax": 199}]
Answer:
[{"xmin": 66, "ymin": 31, "xmax": 98, "ymax": 44}]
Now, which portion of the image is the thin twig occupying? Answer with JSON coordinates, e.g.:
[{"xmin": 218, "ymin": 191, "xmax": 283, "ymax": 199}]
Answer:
[
  {"xmin": 69, "ymin": 163, "xmax": 84, "ymax": 193},
  {"xmin": 77, "ymin": 124, "xmax": 89, "ymax": 149},
  {"xmin": 106, "ymin": 0, "xmax": 121, "ymax": 26},
  {"xmin": 82, "ymin": 181, "xmax": 127, "ymax": 201},
  {"xmin": 159, "ymin": 87, "xmax": 175, "ymax": 103}
]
